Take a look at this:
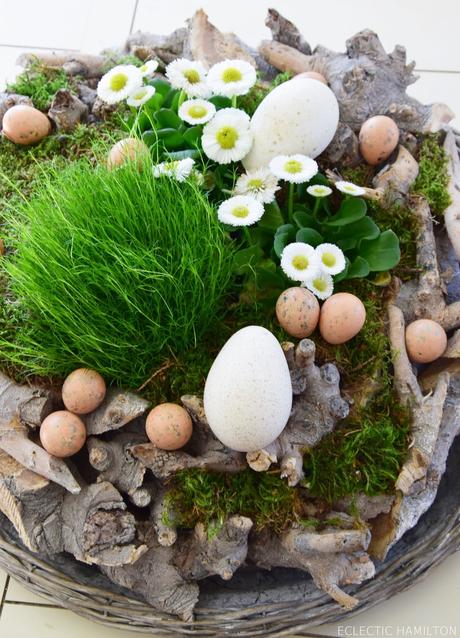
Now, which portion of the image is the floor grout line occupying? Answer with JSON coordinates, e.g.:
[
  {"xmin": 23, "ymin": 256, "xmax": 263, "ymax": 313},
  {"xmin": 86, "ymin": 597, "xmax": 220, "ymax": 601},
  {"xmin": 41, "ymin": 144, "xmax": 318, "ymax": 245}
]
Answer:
[
  {"xmin": 129, "ymin": 0, "xmax": 140, "ymax": 35},
  {"xmin": 0, "ymin": 43, "xmax": 80, "ymax": 52},
  {"xmin": 417, "ymin": 68, "xmax": 460, "ymax": 74},
  {"xmin": 0, "ymin": 575, "xmax": 10, "ymax": 620}
]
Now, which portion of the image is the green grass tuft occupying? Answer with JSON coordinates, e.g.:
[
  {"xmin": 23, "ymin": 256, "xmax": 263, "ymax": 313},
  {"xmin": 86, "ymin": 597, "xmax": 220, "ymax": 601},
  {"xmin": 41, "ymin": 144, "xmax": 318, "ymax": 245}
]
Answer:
[
  {"xmin": 1, "ymin": 157, "xmax": 236, "ymax": 387},
  {"xmin": 413, "ymin": 134, "xmax": 451, "ymax": 215},
  {"xmin": 7, "ymin": 59, "xmax": 72, "ymax": 111}
]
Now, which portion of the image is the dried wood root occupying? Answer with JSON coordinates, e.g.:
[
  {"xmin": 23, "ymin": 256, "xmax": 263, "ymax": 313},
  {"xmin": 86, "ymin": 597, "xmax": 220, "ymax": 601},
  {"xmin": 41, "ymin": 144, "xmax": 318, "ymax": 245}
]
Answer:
[
  {"xmin": 247, "ymin": 339, "xmax": 349, "ymax": 486},
  {"xmin": 48, "ymin": 89, "xmax": 88, "ymax": 132},
  {"xmin": 373, "ymin": 145, "xmax": 419, "ymax": 199},
  {"xmin": 249, "ymin": 523, "xmax": 374, "ymax": 609},
  {"xmin": 16, "ymin": 51, "xmax": 106, "ymax": 78},
  {"xmin": 443, "ymin": 129, "xmax": 460, "ymax": 260},
  {"xmin": 84, "ymin": 388, "xmax": 149, "ymax": 436},
  {"xmin": 265, "ymin": 8, "xmax": 311, "ymax": 55},
  {"xmin": 0, "ymin": 371, "xmax": 55, "ymax": 429},
  {"xmin": 0, "ymin": 93, "xmax": 33, "ymax": 125}
]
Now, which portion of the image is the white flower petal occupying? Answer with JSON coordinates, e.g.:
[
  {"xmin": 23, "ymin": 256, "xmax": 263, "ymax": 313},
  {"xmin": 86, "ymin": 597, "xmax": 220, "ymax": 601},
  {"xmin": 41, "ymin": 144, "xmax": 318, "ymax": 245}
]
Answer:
[
  {"xmin": 153, "ymin": 158, "xmax": 195, "ymax": 182},
  {"xmin": 178, "ymin": 99, "xmax": 216, "ymax": 125},
  {"xmin": 201, "ymin": 108, "xmax": 253, "ymax": 164},
  {"xmin": 269, "ymin": 154, "xmax": 318, "ymax": 184},
  {"xmin": 217, "ymin": 195, "xmax": 264, "ymax": 227},
  {"xmin": 234, "ymin": 168, "xmax": 280, "ymax": 204},
  {"xmin": 139, "ymin": 60, "xmax": 159, "ymax": 77},
  {"xmin": 307, "ymin": 184, "xmax": 332, "ymax": 198},
  {"xmin": 207, "ymin": 59, "xmax": 257, "ymax": 97},
  {"xmin": 335, "ymin": 180, "xmax": 366, "ymax": 197},
  {"xmin": 280, "ymin": 242, "xmax": 319, "ymax": 282},
  {"xmin": 315, "ymin": 243, "xmax": 346, "ymax": 275},
  {"xmin": 126, "ymin": 85, "xmax": 156, "ymax": 107},
  {"xmin": 165, "ymin": 59, "xmax": 210, "ymax": 98},
  {"xmin": 303, "ymin": 272, "xmax": 334, "ymax": 300},
  {"xmin": 97, "ymin": 65, "xmax": 143, "ymax": 104}
]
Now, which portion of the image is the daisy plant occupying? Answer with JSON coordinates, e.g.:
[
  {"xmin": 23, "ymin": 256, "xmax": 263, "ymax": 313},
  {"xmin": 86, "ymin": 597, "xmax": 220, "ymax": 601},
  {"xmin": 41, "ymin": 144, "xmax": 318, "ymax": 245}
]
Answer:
[
  {"xmin": 153, "ymin": 157, "xmax": 195, "ymax": 182},
  {"xmin": 97, "ymin": 65, "xmax": 143, "ymax": 104},
  {"xmin": 269, "ymin": 154, "xmax": 318, "ymax": 223},
  {"xmin": 207, "ymin": 59, "xmax": 257, "ymax": 106},
  {"xmin": 201, "ymin": 108, "xmax": 253, "ymax": 164},
  {"xmin": 234, "ymin": 168, "xmax": 279, "ymax": 204}
]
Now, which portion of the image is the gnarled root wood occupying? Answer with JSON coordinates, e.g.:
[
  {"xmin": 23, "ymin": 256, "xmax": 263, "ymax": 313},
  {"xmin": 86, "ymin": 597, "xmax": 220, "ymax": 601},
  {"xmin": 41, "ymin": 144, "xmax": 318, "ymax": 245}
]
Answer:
[
  {"xmin": 373, "ymin": 145, "xmax": 419, "ymax": 199},
  {"xmin": 443, "ymin": 129, "xmax": 460, "ymax": 260},
  {"xmin": 16, "ymin": 51, "xmax": 107, "ymax": 78},
  {"xmin": 48, "ymin": 89, "xmax": 88, "ymax": 132},
  {"xmin": 84, "ymin": 388, "xmax": 149, "ymax": 436},
  {"xmin": 247, "ymin": 339, "xmax": 349, "ymax": 486}
]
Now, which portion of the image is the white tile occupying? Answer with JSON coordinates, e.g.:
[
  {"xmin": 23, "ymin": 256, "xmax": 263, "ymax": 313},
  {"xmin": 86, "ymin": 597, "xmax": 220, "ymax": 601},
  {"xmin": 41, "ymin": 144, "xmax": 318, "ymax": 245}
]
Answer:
[
  {"xmin": 5, "ymin": 576, "xmax": 53, "ymax": 605},
  {"xmin": 408, "ymin": 70, "xmax": 460, "ymax": 128},
  {"xmin": 0, "ymin": 568, "xmax": 7, "ymax": 595},
  {"xmin": 318, "ymin": 549, "xmax": 460, "ymax": 634},
  {"xmin": 0, "ymin": 604, "xmax": 140, "ymax": 637},
  {"xmin": 133, "ymin": 0, "xmax": 460, "ymax": 72},
  {"xmin": 0, "ymin": 0, "xmax": 137, "ymax": 53}
]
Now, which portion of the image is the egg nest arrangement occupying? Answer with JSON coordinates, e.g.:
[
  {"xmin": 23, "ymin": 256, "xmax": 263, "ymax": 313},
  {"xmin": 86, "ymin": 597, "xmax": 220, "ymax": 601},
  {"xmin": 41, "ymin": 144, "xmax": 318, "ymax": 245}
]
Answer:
[{"xmin": 0, "ymin": 8, "xmax": 459, "ymax": 623}]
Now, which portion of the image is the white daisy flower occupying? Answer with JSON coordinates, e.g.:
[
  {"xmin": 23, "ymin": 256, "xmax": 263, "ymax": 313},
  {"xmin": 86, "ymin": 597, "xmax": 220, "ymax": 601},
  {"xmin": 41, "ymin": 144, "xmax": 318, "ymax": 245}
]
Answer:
[
  {"xmin": 165, "ymin": 59, "xmax": 210, "ymax": 98},
  {"xmin": 303, "ymin": 272, "xmax": 334, "ymax": 300},
  {"xmin": 139, "ymin": 60, "xmax": 159, "ymax": 77},
  {"xmin": 202, "ymin": 108, "xmax": 253, "ymax": 164},
  {"xmin": 335, "ymin": 180, "xmax": 366, "ymax": 197},
  {"xmin": 153, "ymin": 157, "xmax": 195, "ymax": 182},
  {"xmin": 234, "ymin": 168, "xmax": 280, "ymax": 204},
  {"xmin": 97, "ymin": 65, "xmax": 143, "ymax": 104},
  {"xmin": 207, "ymin": 59, "xmax": 257, "ymax": 98},
  {"xmin": 126, "ymin": 85, "xmax": 156, "ymax": 107},
  {"xmin": 280, "ymin": 243, "xmax": 319, "ymax": 282},
  {"xmin": 269, "ymin": 154, "xmax": 318, "ymax": 184},
  {"xmin": 315, "ymin": 243, "xmax": 346, "ymax": 276},
  {"xmin": 217, "ymin": 195, "xmax": 264, "ymax": 227},
  {"xmin": 178, "ymin": 99, "xmax": 216, "ymax": 125},
  {"xmin": 307, "ymin": 184, "xmax": 332, "ymax": 198}
]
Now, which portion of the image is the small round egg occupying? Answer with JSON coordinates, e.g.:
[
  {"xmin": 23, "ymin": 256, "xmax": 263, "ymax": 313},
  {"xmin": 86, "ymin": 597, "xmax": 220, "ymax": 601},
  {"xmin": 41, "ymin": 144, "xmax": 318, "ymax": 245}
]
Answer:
[
  {"xmin": 359, "ymin": 115, "xmax": 399, "ymax": 165},
  {"xmin": 40, "ymin": 410, "xmax": 87, "ymax": 458},
  {"xmin": 276, "ymin": 287, "xmax": 320, "ymax": 338},
  {"xmin": 62, "ymin": 368, "xmax": 106, "ymax": 415},
  {"xmin": 2, "ymin": 104, "xmax": 51, "ymax": 145},
  {"xmin": 107, "ymin": 137, "xmax": 149, "ymax": 170},
  {"xmin": 405, "ymin": 319, "xmax": 447, "ymax": 364},
  {"xmin": 319, "ymin": 292, "xmax": 366, "ymax": 344},
  {"xmin": 146, "ymin": 403, "xmax": 193, "ymax": 451},
  {"xmin": 295, "ymin": 71, "xmax": 327, "ymax": 85}
]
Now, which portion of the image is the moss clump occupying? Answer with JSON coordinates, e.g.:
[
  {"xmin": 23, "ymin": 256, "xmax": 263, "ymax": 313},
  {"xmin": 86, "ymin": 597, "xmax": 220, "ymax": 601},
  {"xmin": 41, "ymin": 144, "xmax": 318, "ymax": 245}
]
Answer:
[
  {"xmin": 1, "ymin": 158, "xmax": 237, "ymax": 387},
  {"xmin": 6, "ymin": 59, "xmax": 73, "ymax": 111},
  {"xmin": 165, "ymin": 468, "xmax": 301, "ymax": 532},
  {"xmin": 413, "ymin": 134, "xmax": 451, "ymax": 215},
  {"xmin": 238, "ymin": 71, "xmax": 292, "ymax": 115}
]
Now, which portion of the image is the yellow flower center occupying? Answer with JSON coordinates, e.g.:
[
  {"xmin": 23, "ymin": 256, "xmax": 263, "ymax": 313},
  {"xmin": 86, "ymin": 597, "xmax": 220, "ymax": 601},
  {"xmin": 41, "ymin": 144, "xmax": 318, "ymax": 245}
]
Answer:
[
  {"xmin": 321, "ymin": 253, "xmax": 336, "ymax": 268},
  {"xmin": 344, "ymin": 184, "xmax": 355, "ymax": 193},
  {"xmin": 140, "ymin": 64, "xmax": 148, "ymax": 73},
  {"xmin": 132, "ymin": 88, "xmax": 147, "ymax": 100},
  {"xmin": 313, "ymin": 277, "xmax": 327, "ymax": 292},
  {"xmin": 222, "ymin": 67, "xmax": 243, "ymax": 83},
  {"xmin": 109, "ymin": 73, "xmax": 128, "ymax": 91},
  {"xmin": 163, "ymin": 161, "xmax": 179, "ymax": 171},
  {"xmin": 183, "ymin": 69, "xmax": 200, "ymax": 84},
  {"xmin": 216, "ymin": 126, "xmax": 239, "ymax": 149},
  {"xmin": 248, "ymin": 178, "xmax": 263, "ymax": 189},
  {"xmin": 188, "ymin": 105, "xmax": 207, "ymax": 118},
  {"xmin": 284, "ymin": 159, "xmax": 303, "ymax": 174},
  {"xmin": 292, "ymin": 255, "xmax": 309, "ymax": 270},
  {"xmin": 232, "ymin": 206, "xmax": 249, "ymax": 218}
]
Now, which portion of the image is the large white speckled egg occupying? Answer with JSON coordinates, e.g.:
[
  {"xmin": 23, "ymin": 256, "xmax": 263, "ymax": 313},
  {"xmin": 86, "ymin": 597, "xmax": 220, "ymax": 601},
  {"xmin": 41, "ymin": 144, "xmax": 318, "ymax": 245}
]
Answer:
[
  {"xmin": 203, "ymin": 326, "xmax": 292, "ymax": 452},
  {"xmin": 243, "ymin": 79, "xmax": 339, "ymax": 171}
]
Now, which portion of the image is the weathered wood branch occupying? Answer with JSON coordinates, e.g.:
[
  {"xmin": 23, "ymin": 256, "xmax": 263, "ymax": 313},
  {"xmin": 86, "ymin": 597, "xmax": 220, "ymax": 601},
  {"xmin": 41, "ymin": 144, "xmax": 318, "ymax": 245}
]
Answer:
[
  {"xmin": 443, "ymin": 129, "xmax": 460, "ymax": 260},
  {"xmin": 84, "ymin": 388, "xmax": 149, "ymax": 435},
  {"xmin": 16, "ymin": 51, "xmax": 107, "ymax": 78},
  {"xmin": 265, "ymin": 9, "xmax": 311, "ymax": 55}
]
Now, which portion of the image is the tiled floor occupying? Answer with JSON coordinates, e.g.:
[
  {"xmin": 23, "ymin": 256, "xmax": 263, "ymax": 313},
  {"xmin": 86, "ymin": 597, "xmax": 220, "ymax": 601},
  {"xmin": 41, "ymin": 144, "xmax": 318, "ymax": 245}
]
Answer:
[{"xmin": 0, "ymin": 0, "xmax": 459, "ymax": 635}]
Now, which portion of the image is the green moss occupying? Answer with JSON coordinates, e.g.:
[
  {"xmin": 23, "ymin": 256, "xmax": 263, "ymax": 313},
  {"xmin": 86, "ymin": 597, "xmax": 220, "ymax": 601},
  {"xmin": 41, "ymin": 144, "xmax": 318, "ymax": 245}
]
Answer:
[
  {"xmin": 238, "ymin": 71, "xmax": 292, "ymax": 115},
  {"xmin": 165, "ymin": 468, "xmax": 301, "ymax": 532},
  {"xmin": 413, "ymin": 134, "xmax": 451, "ymax": 215},
  {"xmin": 7, "ymin": 59, "xmax": 73, "ymax": 111}
]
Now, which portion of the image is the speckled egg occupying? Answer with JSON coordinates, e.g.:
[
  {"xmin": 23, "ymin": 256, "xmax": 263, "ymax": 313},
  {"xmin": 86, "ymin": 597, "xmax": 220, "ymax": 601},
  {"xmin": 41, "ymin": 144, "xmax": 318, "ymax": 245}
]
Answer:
[
  {"xmin": 405, "ymin": 319, "xmax": 447, "ymax": 364},
  {"xmin": 146, "ymin": 403, "xmax": 193, "ymax": 450},
  {"xmin": 62, "ymin": 368, "xmax": 106, "ymax": 415},
  {"xmin": 319, "ymin": 293, "xmax": 366, "ymax": 344},
  {"xmin": 276, "ymin": 287, "xmax": 320, "ymax": 338},
  {"xmin": 40, "ymin": 410, "xmax": 87, "ymax": 458},
  {"xmin": 295, "ymin": 71, "xmax": 327, "ymax": 85},
  {"xmin": 359, "ymin": 115, "xmax": 399, "ymax": 165},
  {"xmin": 2, "ymin": 104, "xmax": 51, "ymax": 145},
  {"xmin": 107, "ymin": 137, "xmax": 149, "ymax": 170}
]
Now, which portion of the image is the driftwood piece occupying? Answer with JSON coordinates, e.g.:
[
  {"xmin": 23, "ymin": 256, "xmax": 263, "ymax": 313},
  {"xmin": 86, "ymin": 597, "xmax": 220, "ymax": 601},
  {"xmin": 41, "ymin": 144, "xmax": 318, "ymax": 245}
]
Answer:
[
  {"xmin": 151, "ymin": 485, "xmax": 177, "ymax": 547},
  {"xmin": 16, "ymin": 51, "xmax": 107, "ymax": 78},
  {"xmin": 388, "ymin": 304, "xmax": 449, "ymax": 494},
  {"xmin": 249, "ymin": 524, "xmax": 374, "ymax": 609},
  {"xmin": 373, "ymin": 145, "xmax": 419, "ymax": 197},
  {"xmin": 0, "ymin": 93, "xmax": 33, "ymax": 126},
  {"xmin": 48, "ymin": 89, "xmax": 88, "ymax": 132},
  {"xmin": 0, "ymin": 371, "xmax": 54, "ymax": 428},
  {"xmin": 319, "ymin": 122, "xmax": 361, "ymax": 168},
  {"xmin": 0, "ymin": 450, "xmax": 64, "ymax": 553},
  {"xmin": 265, "ymin": 8, "xmax": 311, "ymax": 55},
  {"xmin": 443, "ymin": 129, "xmax": 460, "ymax": 260},
  {"xmin": 259, "ymin": 28, "xmax": 453, "ymax": 133},
  {"xmin": 61, "ymin": 481, "xmax": 146, "ymax": 566},
  {"xmin": 84, "ymin": 388, "xmax": 149, "ymax": 436},
  {"xmin": 126, "ymin": 28, "xmax": 188, "ymax": 64},
  {"xmin": 247, "ymin": 339, "xmax": 349, "ymax": 486},
  {"xmin": 334, "ymin": 493, "xmax": 395, "ymax": 521},
  {"xmin": 326, "ymin": 169, "xmax": 384, "ymax": 202}
]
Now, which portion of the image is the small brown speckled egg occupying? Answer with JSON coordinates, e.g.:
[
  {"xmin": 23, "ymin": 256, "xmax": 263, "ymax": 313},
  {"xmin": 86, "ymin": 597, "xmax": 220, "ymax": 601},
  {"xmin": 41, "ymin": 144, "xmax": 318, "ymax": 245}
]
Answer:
[
  {"xmin": 62, "ymin": 368, "xmax": 106, "ymax": 415},
  {"xmin": 2, "ymin": 105, "xmax": 51, "ymax": 145},
  {"xmin": 405, "ymin": 319, "xmax": 447, "ymax": 364},
  {"xmin": 276, "ymin": 287, "xmax": 320, "ymax": 338},
  {"xmin": 107, "ymin": 137, "xmax": 149, "ymax": 170},
  {"xmin": 295, "ymin": 71, "xmax": 328, "ymax": 85},
  {"xmin": 40, "ymin": 411, "xmax": 87, "ymax": 458},
  {"xmin": 319, "ymin": 292, "xmax": 366, "ymax": 345},
  {"xmin": 359, "ymin": 115, "xmax": 399, "ymax": 165},
  {"xmin": 146, "ymin": 403, "xmax": 193, "ymax": 451}
]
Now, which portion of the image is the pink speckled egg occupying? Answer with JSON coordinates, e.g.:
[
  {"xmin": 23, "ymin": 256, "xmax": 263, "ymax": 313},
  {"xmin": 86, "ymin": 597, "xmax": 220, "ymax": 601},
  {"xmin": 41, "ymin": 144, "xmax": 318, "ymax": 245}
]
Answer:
[
  {"xmin": 62, "ymin": 368, "xmax": 106, "ymax": 415},
  {"xmin": 276, "ymin": 287, "xmax": 320, "ymax": 338},
  {"xmin": 295, "ymin": 71, "xmax": 327, "ymax": 85},
  {"xmin": 359, "ymin": 115, "xmax": 399, "ymax": 165},
  {"xmin": 2, "ymin": 105, "xmax": 51, "ymax": 145},
  {"xmin": 405, "ymin": 319, "xmax": 447, "ymax": 364},
  {"xmin": 107, "ymin": 137, "xmax": 149, "ymax": 170},
  {"xmin": 319, "ymin": 293, "xmax": 366, "ymax": 344},
  {"xmin": 40, "ymin": 411, "xmax": 87, "ymax": 458},
  {"xmin": 146, "ymin": 403, "xmax": 193, "ymax": 450}
]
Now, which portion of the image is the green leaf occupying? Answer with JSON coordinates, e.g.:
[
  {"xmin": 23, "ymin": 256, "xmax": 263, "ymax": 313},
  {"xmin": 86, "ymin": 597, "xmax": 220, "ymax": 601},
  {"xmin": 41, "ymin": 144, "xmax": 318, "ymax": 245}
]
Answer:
[
  {"xmin": 274, "ymin": 233, "xmax": 291, "ymax": 258},
  {"xmin": 164, "ymin": 149, "xmax": 201, "ymax": 160},
  {"xmin": 155, "ymin": 108, "xmax": 182, "ymax": 129},
  {"xmin": 259, "ymin": 202, "xmax": 284, "ymax": 233},
  {"xmin": 183, "ymin": 125, "xmax": 203, "ymax": 146},
  {"xmin": 325, "ymin": 197, "xmax": 367, "ymax": 227},
  {"xmin": 209, "ymin": 96, "xmax": 232, "ymax": 109},
  {"xmin": 359, "ymin": 230, "xmax": 401, "ymax": 272},
  {"xmin": 347, "ymin": 256, "xmax": 370, "ymax": 279},
  {"xmin": 233, "ymin": 245, "xmax": 264, "ymax": 275},
  {"xmin": 136, "ymin": 112, "xmax": 154, "ymax": 133},
  {"xmin": 142, "ymin": 129, "xmax": 158, "ymax": 147},
  {"xmin": 296, "ymin": 228, "xmax": 323, "ymax": 246},
  {"xmin": 335, "ymin": 216, "xmax": 380, "ymax": 241},
  {"xmin": 148, "ymin": 78, "xmax": 171, "ymax": 96},
  {"xmin": 157, "ymin": 128, "xmax": 185, "ymax": 150},
  {"xmin": 293, "ymin": 211, "xmax": 316, "ymax": 229},
  {"xmin": 275, "ymin": 223, "xmax": 296, "ymax": 237},
  {"xmin": 335, "ymin": 237, "xmax": 358, "ymax": 251}
]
